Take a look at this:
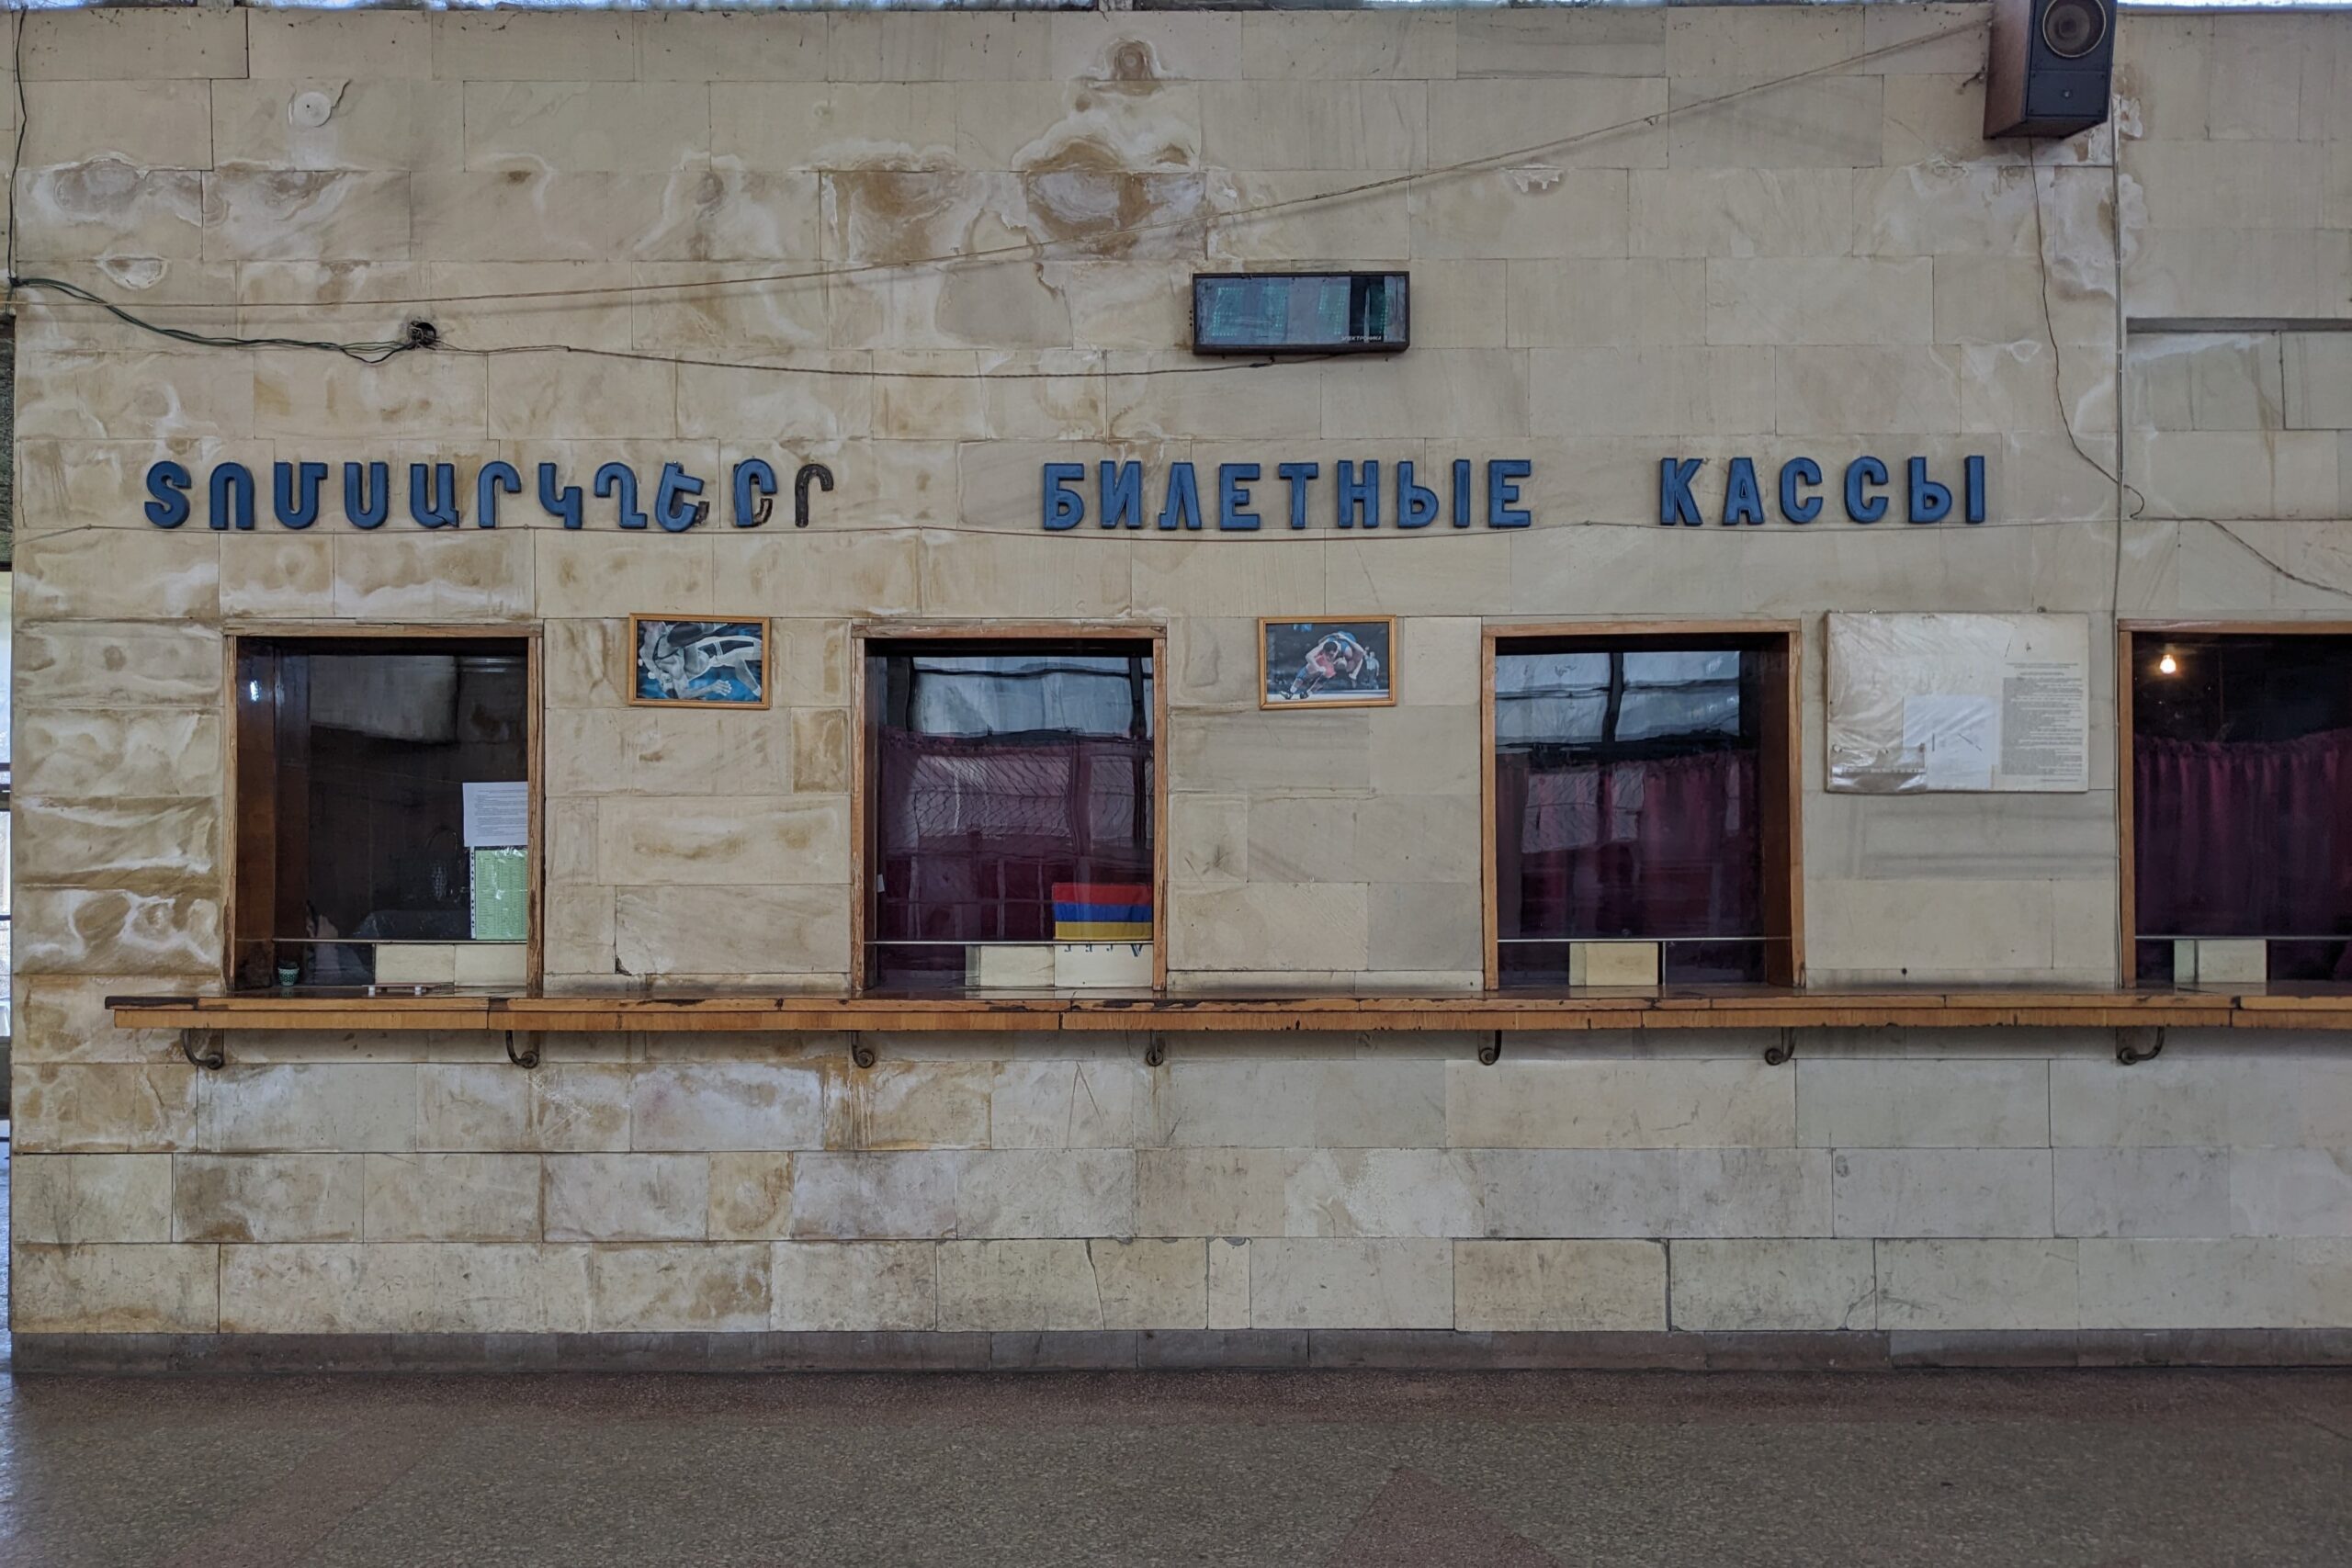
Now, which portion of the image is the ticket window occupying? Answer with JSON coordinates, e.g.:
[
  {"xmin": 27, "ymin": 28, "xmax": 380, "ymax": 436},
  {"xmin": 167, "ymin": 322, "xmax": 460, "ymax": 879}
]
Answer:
[
  {"xmin": 863, "ymin": 638, "xmax": 1159, "ymax": 994},
  {"xmin": 1490, "ymin": 628, "xmax": 1801, "ymax": 989},
  {"xmin": 2129, "ymin": 630, "xmax": 2352, "ymax": 987},
  {"xmin": 231, "ymin": 635, "xmax": 536, "ymax": 992}
]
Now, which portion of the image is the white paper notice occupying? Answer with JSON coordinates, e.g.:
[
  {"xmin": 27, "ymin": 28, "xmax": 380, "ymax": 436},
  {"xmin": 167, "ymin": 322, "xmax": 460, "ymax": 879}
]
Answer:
[
  {"xmin": 1903, "ymin": 694, "xmax": 1997, "ymax": 791},
  {"xmin": 462, "ymin": 781, "xmax": 529, "ymax": 848}
]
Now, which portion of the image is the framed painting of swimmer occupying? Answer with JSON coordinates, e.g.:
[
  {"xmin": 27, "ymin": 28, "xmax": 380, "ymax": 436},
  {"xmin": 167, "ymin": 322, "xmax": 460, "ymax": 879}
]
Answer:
[
  {"xmin": 627, "ymin": 615, "xmax": 772, "ymax": 709},
  {"xmin": 1260, "ymin": 617, "xmax": 1397, "ymax": 709}
]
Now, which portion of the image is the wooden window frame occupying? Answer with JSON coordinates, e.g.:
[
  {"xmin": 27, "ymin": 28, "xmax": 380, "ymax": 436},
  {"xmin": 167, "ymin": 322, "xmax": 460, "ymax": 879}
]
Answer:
[
  {"xmin": 1481, "ymin": 620, "xmax": 1805, "ymax": 991},
  {"xmin": 2116, "ymin": 619, "xmax": 2352, "ymax": 988},
  {"xmin": 223, "ymin": 623, "xmax": 545, "ymax": 994},
  {"xmin": 851, "ymin": 622, "xmax": 1170, "ymax": 998}
]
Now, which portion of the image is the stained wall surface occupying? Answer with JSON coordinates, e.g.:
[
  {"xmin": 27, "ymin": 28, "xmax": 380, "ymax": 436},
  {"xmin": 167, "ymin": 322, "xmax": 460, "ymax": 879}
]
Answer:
[{"xmin": 7, "ymin": 6, "xmax": 2352, "ymax": 1345}]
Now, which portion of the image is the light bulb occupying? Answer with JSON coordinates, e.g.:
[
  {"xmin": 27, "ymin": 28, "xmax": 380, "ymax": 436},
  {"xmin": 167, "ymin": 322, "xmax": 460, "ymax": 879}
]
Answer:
[{"xmin": 2157, "ymin": 651, "xmax": 2177, "ymax": 676}]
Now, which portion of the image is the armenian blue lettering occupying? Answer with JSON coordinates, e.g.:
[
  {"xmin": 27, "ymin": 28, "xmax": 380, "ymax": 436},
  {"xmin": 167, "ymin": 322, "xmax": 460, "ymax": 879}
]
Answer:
[{"xmin": 141, "ymin": 458, "xmax": 834, "ymax": 531}]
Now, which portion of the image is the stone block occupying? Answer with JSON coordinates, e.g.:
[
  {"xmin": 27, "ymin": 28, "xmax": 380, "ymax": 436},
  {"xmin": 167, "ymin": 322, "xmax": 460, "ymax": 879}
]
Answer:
[
  {"xmin": 1668, "ymin": 1238, "xmax": 1877, "ymax": 1330},
  {"xmin": 17, "ymin": 351, "xmax": 251, "ymax": 446},
  {"xmin": 1408, "ymin": 169, "xmax": 1630, "ymax": 261},
  {"xmin": 640, "ymin": 13, "xmax": 827, "ymax": 81},
  {"xmin": 1706, "ymin": 258, "xmax": 1931, "ymax": 347},
  {"xmin": 1170, "ymin": 883, "xmax": 1370, "ymax": 976},
  {"xmin": 467, "ymin": 84, "xmax": 711, "ymax": 175},
  {"xmin": 24, "ymin": 8, "xmax": 247, "ymax": 81},
  {"xmin": 1323, "ymin": 350, "xmax": 1530, "ymax": 440},
  {"xmin": 249, "ymin": 13, "xmax": 435, "ymax": 81},
  {"xmin": 1454, "ymin": 1239, "xmax": 1667, "ymax": 1331},
  {"xmin": 13, "ymin": 798, "xmax": 217, "ymax": 894},
  {"xmin": 14, "ymin": 710, "xmax": 220, "ymax": 803},
  {"xmin": 1832, "ymin": 1149, "xmax": 2054, "ymax": 1238},
  {"xmin": 1667, "ymin": 76, "xmax": 1883, "ymax": 169},
  {"xmin": 916, "ymin": 532, "xmax": 1131, "ymax": 621},
  {"xmin": 200, "ymin": 1065, "xmax": 417, "ymax": 1155},
  {"xmin": 1629, "ymin": 170, "xmax": 1854, "ymax": 261},
  {"xmin": 220, "ymin": 1243, "xmax": 587, "ymax": 1334},
  {"xmin": 831, "ymin": 1062, "xmax": 991, "ymax": 1152},
  {"xmin": 1248, "ymin": 1238, "xmax": 1453, "ymax": 1329},
  {"xmin": 1208, "ymin": 171, "xmax": 1411, "ymax": 266},
  {"xmin": 219, "ymin": 536, "xmax": 336, "ymax": 620},
  {"xmin": 1367, "ymin": 883, "xmax": 1482, "ymax": 975},
  {"xmin": 789, "ymin": 1152, "xmax": 961, "ymax": 1240},
  {"xmin": 432, "ymin": 14, "xmax": 635, "ymax": 81},
  {"xmin": 2053, "ymin": 1147, "xmax": 2232, "ymax": 1239},
  {"xmin": 1665, "ymin": 6, "xmax": 1862, "ymax": 78},
  {"xmin": 627, "ymin": 1063, "xmax": 828, "ymax": 1152},
  {"xmin": 330, "ymin": 533, "xmax": 534, "ymax": 622},
  {"xmin": 254, "ymin": 354, "xmax": 486, "ymax": 439},
  {"xmin": 1796, "ymin": 1060, "xmax": 2049, "ymax": 1148},
  {"xmin": 773, "ymin": 1242, "xmax": 937, "ymax": 1331},
  {"xmin": 418, "ymin": 1064, "xmax": 632, "ymax": 1154},
  {"xmin": 709, "ymin": 533, "xmax": 921, "ymax": 620},
  {"xmin": 11, "ymin": 1154, "xmax": 173, "ymax": 1246},
  {"xmin": 1447, "ymin": 1059, "xmax": 1795, "ymax": 1149},
  {"xmin": 535, "ymin": 534, "xmax": 714, "ymax": 622},
  {"xmin": 15, "ymin": 621, "xmax": 220, "ymax": 709},
  {"xmin": 172, "ymin": 1154, "xmax": 364, "ymax": 1244},
  {"xmin": 709, "ymin": 1154, "xmax": 797, "ymax": 1239},
  {"xmin": 14, "ymin": 1065, "xmax": 198, "ymax": 1154},
  {"xmin": 2077, "ymin": 1238, "xmax": 2302, "ymax": 1329},
  {"xmin": 202, "ymin": 168, "xmax": 411, "ymax": 264},
  {"xmin": 1427, "ymin": 77, "xmax": 1668, "ymax": 171},
  {"xmin": 212, "ymin": 81, "xmax": 464, "ymax": 174},
  {"xmin": 2285, "ymin": 334, "xmax": 2352, "ymax": 431},
  {"xmin": 2228, "ymin": 1150, "xmax": 2352, "ymax": 1239},
  {"xmin": 1047, "ymin": 14, "xmax": 1243, "ymax": 84},
  {"xmin": 952, "ymin": 1150, "xmax": 1136, "ymax": 1238},
  {"xmin": 1455, "ymin": 11, "xmax": 1664, "ymax": 79},
  {"xmin": 585, "ymin": 1245, "xmax": 771, "ymax": 1334},
  {"xmin": 363, "ymin": 1153, "xmax": 542, "ymax": 1243},
  {"xmin": 1244, "ymin": 797, "xmax": 1358, "ymax": 886},
  {"xmin": 2128, "ymin": 141, "xmax": 2324, "ymax": 235},
  {"xmin": 1777, "ymin": 346, "xmax": 1962, "ymax": 435},
  {"xmin": 22, "ymin": 74, "xmax": 209, "ymax": 172},
  {"xmin": 1877, "ymin": 1239, "xmax": 2081, "ymax": 1331},
  {"xmin": 545, "ymin": 1154, "xmax": 710, "ymax": 1242},
  {"xmin": 988, "ymin": 1061, "xmax": 1141, "ymax": 1149},
  {"xmin": 1529, "ymin": 346, "xmax": 1776, "ymax": 436},
  {"xmin": 1207, "ymin": 1237, "xmax": 1250, "ymax": 1329},
  {"xmin": 1201, "ymin": 82, "xmax": 1426, "ymax": 173},
  {"xmin": 614, "ymin": 886, "xmax": 849, "ymax": 982},
  {"xmin": 1476, "ymin": 1148, "xmax": 1831, "ymax": 1238},
  {"xmin": 939, "ymin": 1238, "xmax": 1204, "ymax": 1331},
  {"xmin": 1136, "ymin": 1149, "xmax": 1300, "ymax": 1238},
  {"xmin": 14, "ymin": 164, "xmax": 204, "ymax": 265},
  {"xmin": 599, "ymin": 796, "xmax": 848, "ymax": 887},
  {"xmin": 13, "ymin": 976, "xmax": 190, "ymax": 1066},
  {"xmin": 14, "ymin": 1244, "xmax": 220, "ymax": 1335},
  {"xmin": 1280, "ymin": 1149, "xmax": 1482, "ymax": 1238},
  {"xmin": 1241, "ymin": 14, "xmax": 1453, "ymax": 80}
]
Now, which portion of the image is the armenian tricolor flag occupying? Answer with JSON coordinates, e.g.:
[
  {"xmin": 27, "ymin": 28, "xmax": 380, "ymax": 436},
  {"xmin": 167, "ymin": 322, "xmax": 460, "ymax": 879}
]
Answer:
[{"xmin": 1052, "ymin": 882, "xmax": 1152, "ymax": 942}]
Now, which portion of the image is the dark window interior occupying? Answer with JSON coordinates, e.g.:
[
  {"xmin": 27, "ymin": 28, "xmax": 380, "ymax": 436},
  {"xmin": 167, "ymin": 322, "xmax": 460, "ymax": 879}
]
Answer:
[
  {"xmin": 232, "ymin": 637, "xmax": 530, "ymax": 990},
  {"xmin": 865, "ymin": 640, "xmax": 1154, "ymax": 993},
  {"xmin": 1494, "ymin": 634, "xmax": 1792, "ymax": 988},
  {"xmin": 2132, "ymin": 633, "xmax": 2352, "ymax": 985}
]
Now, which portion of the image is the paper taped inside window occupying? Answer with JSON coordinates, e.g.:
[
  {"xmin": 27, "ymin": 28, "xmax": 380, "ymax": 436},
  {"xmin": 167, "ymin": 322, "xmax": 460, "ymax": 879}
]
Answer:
[{"xmin": 1825, "ymin": 613, "xmax": 2091, "ymax": 794}]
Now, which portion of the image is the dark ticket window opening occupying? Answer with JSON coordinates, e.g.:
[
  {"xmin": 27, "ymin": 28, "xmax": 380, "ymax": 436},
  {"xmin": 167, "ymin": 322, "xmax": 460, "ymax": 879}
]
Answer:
[
  {"xmin": 865, "ymin": 640, "xmax": 1155, "ymax": 992},
  {"xmin": 2132, "ymin": 633, "xmax": 2352, "ymax": 986}
]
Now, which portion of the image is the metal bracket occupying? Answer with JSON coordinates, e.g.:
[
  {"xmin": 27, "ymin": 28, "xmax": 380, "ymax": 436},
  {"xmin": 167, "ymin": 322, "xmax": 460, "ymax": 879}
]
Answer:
[
  {"xmin": 504, "ymin": 1030, "xmax": 541, "ymax": 1070},
  {"xmin": 1764, "ymin": 1029, "xmax": 1796, "ymax": 1067},
  {"xmin": 1478, "ymin": 1032, "xmax": 1503, "ymax": 1066},
  {"xmin": 2116, "ymin": 1026, "xmax": 2166, "ymax": 1066},
  {"xmin": 849, "ymin": 1032, "xmax": 877, "ymax": 1070},
  {"xmin": 1143, "ymin": 1032, "xmax": 1167, "ymax": 1068},
  {"xmin": 180, "ymin": 1028, "xmax": 225, "ymax": 1071}
]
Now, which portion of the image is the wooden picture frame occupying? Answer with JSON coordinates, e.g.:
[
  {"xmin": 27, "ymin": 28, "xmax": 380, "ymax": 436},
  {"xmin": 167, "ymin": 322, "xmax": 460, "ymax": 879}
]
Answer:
[
  {"xmin": 1479, "ymin": 620, "xmax": 1805, "ymax": 992},
  {"xmin": 626, "ymin": 615, "xmax": 774, "ymax": 710},
  {"xmin": 1259, "ymin": 616, "xmax": 1399, "ymax": 710}
]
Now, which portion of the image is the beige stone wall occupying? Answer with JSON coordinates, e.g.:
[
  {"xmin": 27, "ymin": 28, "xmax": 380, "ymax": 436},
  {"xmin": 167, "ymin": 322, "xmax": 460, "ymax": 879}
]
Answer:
[{"xmin": 8, "ymin": 6, "xmax": 2352, "ymax": 1339}]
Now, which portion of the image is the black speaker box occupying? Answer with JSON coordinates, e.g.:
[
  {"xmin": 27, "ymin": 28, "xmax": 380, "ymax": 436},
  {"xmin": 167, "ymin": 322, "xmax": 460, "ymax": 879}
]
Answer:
[{"xmin": 1984, "ymin": 0, "xmax": 2114, "ymax": 140}]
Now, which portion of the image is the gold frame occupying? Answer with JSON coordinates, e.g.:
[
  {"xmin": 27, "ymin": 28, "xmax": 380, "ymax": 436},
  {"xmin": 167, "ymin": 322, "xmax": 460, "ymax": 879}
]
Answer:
[
  {"xmin": 625, "ymin": 614, "xmax": 775, "ymax": 710},
  {"xmin": 1257, "ymin": 615, "xmax": 1401, "ymax": 711}
]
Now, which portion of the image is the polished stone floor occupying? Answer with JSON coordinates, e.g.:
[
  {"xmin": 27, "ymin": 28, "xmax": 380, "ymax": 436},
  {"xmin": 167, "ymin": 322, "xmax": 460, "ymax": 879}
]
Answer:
[{"xmin": 0, "ymin": 1363, "xmax": 2343, "ymax": 1565}]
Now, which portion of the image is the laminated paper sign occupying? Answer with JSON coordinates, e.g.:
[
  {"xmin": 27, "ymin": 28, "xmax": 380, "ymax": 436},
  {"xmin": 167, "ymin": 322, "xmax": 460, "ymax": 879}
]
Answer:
[{"xmin": 1826, "ymin": 613, "xmax": 2089, "ymax": 793}]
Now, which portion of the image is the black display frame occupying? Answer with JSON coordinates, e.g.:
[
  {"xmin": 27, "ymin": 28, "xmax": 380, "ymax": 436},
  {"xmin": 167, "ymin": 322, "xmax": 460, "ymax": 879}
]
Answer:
[{"xmin": 1190, "ymin": 271, "xmax": 1410, "ymax": 356}]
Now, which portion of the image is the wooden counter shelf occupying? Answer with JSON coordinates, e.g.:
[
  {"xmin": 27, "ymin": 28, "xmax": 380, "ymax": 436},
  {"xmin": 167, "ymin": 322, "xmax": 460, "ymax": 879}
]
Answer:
[{"xmin": 106, "ymin": 987, "xmax": 2352, "ymax": 1034}]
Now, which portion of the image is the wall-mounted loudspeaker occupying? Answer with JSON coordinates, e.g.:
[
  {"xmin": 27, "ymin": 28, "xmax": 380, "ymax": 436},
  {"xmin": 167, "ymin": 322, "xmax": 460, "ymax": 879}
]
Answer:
[{"xmin": 1984, "ymin": 0, "xmax": 2114, "ymax": 140}]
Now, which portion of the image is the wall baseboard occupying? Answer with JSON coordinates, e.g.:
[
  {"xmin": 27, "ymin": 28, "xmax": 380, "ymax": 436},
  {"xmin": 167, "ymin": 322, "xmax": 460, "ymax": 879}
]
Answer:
[{"xmin": 13, "ymin": 1327, "xmax": 2352, "ymax": 1376}]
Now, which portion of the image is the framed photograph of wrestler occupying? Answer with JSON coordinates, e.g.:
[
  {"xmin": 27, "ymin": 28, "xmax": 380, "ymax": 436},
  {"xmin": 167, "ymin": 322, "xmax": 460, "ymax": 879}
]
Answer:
[{"xmin": 1260, "ymin": 617, "xmax": 1397, "ymax": 709}]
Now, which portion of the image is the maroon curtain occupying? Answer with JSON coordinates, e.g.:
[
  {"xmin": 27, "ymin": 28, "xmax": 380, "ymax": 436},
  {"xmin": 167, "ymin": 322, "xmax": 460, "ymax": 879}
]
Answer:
[
  {"xmin": 874, "ymin": 729, "xmax": 1152, "ymax": 943},
  {"xmin": 1495, "ymin": 750, "xmax": 1760, "ymax": 941},
  {"xmin": 2134, "ymin": 729, "xmax": 2352, "ymax": 970}
]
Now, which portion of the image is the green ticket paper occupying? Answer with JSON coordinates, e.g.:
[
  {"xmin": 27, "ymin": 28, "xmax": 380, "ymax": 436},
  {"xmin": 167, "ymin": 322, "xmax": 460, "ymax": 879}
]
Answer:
[{"xmin": 470, "ymin": 848, "xmax": 529, "ymax": 942}]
